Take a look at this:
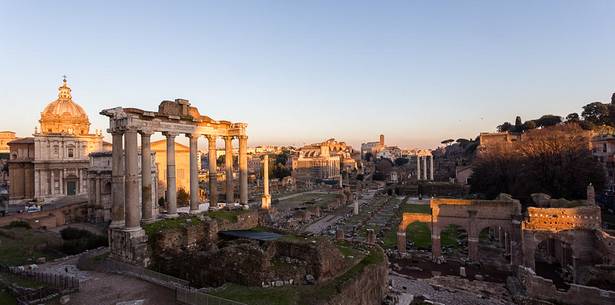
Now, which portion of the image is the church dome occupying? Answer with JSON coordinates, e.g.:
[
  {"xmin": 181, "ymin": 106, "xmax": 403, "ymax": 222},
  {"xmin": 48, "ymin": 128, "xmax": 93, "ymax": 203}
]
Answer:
[{"xmin": 39, "ymin": 79, "xmax": 91, "ymax": 135}]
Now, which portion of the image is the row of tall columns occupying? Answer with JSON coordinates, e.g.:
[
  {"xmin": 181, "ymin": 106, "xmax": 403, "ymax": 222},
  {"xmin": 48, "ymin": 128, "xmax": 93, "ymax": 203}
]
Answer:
[
  {"xmin": 109, "ymin": 130, "xmax": 249, "ymax": 231},
  {"xmin": 416, "ymin": 155, "xmax": 435, "ymax": 181}
]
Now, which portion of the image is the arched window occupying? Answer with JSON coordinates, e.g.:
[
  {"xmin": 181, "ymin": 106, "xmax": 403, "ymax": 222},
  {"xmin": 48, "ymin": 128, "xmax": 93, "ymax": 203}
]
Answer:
[{"xmin": 68, "ymin": 148, "xmax": 74, "ymax": 158}]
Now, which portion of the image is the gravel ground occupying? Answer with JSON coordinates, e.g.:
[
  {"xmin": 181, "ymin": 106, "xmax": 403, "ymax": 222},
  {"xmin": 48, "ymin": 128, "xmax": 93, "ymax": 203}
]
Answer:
[{"xmin": 389, "ymin": 271, "xmax": 514, "ymax": 305}]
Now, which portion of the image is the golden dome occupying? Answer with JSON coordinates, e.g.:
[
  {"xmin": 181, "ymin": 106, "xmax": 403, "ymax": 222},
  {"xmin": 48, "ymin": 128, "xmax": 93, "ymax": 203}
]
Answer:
[{"xmin": 39, "ymin": 79, "xmax": 91, "ymax": 135}]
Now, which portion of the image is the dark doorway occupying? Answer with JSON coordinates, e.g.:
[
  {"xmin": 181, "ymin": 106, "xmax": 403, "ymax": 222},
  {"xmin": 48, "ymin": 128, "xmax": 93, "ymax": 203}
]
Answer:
[{"xmin": 67, "ymin": 181, "xmax": 77, "ymax": 195}]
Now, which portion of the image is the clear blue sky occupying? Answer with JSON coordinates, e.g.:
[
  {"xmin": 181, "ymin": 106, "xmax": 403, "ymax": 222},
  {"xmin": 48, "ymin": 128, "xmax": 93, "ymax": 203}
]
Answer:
[{"xmin": 1, "ymin": 1, "xmax": 614, "ymax": 149}]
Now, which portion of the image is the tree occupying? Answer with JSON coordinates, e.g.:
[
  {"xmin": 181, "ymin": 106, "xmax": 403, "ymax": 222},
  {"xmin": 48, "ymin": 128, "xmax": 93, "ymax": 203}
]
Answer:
[
  {"xmin": 565, "ymin": 113, "xmax": 580, "ymax": 123},
  {"xmin": 441, "ymin": 139, "xmax": 454, "ymax": 145},
  {"xmin": 497, "ymin": 122, "xmax": 512, "ymax": 132},
  {"xmin": 177, "ymin": 188, "xmax": 190, "ymax": 207},
  {"xmin": 522, "ymin": 120, "xmax": 537, "ymax": 131},
  {"xmin": 515, "ymin": 116, "xmax": 522, "ymax": 128},
  {"xmin": 535, "ymin": 115, "xmax": 562, "ymax": 127},
  {"xmin": 470, "ymin": 124, "xmax": 605, "ymax": 204},
  {"xmin": 364, "ymin": 152, "xmax": 373, "ymax": 161},
  {"xmin": 612, "ymin": 92, "xmax": 615, "ymax": 104},
  {"xmin": 582, "ymin": 102, "xmax": 610, "ymax": 126},
  {"xmin": 394, "ymin": 157, "xmax": 409, "ymax": 166},
  {"xmin": 216, "ymin": 154, "xmax": 225, "ymax": 166}
]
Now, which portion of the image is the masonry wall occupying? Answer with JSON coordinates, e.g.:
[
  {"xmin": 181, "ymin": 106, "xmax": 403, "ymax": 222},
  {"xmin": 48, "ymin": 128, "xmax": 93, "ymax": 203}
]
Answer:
[{"xmin": 518, "ymin": 266, "xmax": 615, "ymax": 305}]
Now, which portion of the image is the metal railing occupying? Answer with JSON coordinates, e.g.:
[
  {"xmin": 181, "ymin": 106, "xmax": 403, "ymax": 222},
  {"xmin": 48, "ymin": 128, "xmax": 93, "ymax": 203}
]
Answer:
[{"xmin": 5, "ymin": 266, "xmax": 79, "ymax": 292}]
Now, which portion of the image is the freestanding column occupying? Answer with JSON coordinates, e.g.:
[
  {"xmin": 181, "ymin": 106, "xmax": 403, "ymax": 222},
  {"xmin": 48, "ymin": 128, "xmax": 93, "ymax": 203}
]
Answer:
[
  {"xmin": 416, "ymin": 155, "xmax": 421, "ymax": 180},
  {"xmin": 140, "ymin": 130, "xmax": 154, "ymax": 223},
  {"xmin": 124, "ymin": 128, "xmax": 141, "ymax": 230},
  {"xmin": 110, "ymin": 131, "xmax": 125, "ymax": 228},
  {"xmin": 206, "ymin": 135, "xmax": 218, "ymax": 207},
  {"xmin": 261, "ymin": 155, "xmax": 271, "ymax": 209},
  {"xmin": 429, "ymin": 156, "xmax": 434, "ymax": 180},
  {"xmin": 188, "ymin": 133, "xmax": 200, "ymax": 213},
  {"xmin": 239, "ymin": 136, "xmax": 248, "ymax": 204},
  {"xmin": 164, "ymin": 132, "xmax": 178, "ymax": 217},
  {"xmin": 224, "ymin": 136, "xmax": 234, "ymax": 203},
  {"xmin": 422, "ymin": 156, "xmax": 427, "ymax": 180}
]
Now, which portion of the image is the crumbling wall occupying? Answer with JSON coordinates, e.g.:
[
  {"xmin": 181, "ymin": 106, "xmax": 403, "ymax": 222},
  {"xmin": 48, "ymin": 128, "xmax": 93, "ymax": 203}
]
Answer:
[
  {"xmin": 518, "ymin": 266, "xmax": 615, "ymax": 305},
  {"xmin": 595, "ymin": 229, "xmax": 615, "ymax": 264},
  {"xmin": 523, "ymin": 206, "xmax": 601, "ymax": 232},
  {"xmin": 322, "ymin": 247, "xmax": 389, "ymax": 305}
]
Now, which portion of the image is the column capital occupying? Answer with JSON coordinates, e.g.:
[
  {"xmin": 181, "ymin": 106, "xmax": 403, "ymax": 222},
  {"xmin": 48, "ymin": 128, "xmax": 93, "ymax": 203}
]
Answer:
[
  {"xmin": 205, "ymin": 134, "xmax": 217, "ymax": 141},
  {"xmin": 139, "ymin": 128, "xmax": 155, "ymax": 137},
  {"xmin": 163, "ymin": 131, "xmax": 179, "ymax": 138},
  {"xmin": 109, "ymin": 129, "xmax": 124, "ymax": 136},
  {"xmin": 186, "ymin": 132, "xmax": 201, "ymax": 139},
  {"xmin": 238, "ymin": 135, "xmax": 248, "ymax": 140}
]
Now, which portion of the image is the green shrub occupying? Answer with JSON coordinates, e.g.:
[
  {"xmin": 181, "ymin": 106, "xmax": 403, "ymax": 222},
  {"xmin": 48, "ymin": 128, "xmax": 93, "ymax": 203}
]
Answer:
[
  {"xmin": 5, "ymin": 221, "xmax": 31, "ymax": 229},
  {"xmin": 60, "ymin": 227, "xmax": 94, "ymax": 240},
  {"xmin": 59, "ymin": 227, "xmax": 107, "ymax": 255}
]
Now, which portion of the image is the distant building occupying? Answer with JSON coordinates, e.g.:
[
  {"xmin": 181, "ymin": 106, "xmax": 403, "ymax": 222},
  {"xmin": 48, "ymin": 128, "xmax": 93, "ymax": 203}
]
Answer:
[
  {"xmin": 592, "ymin": 134, "xmax": 615, "ymax": 190},
  {"xmin": 478, "ymin": 132, "xmax": 521, "ymax": 153},
  {"xmin": 361, "ymin": 134, "xmax": 385, "ymax": 159},
  {"xmin": 8, "ymin": 79, "xmax": 104, "ymax": 203},
  {"xmin": 0, "ymin": 131, "xmax": 17, "ymax": 154},
  {"xmin": 292, "ymin": 138, "xmax": 355, "ymax": 183},
  {"xmin": 377, "ymin": 146, "xmax": 402, "ymax": 161},
  {"xmin": 151, "ymin": 140, "xmax": 196, "ymax": 200}
]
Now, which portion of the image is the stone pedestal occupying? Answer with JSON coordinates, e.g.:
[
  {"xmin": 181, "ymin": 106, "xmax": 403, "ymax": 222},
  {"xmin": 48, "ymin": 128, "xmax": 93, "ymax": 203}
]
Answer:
[
  {"xmin": 109, "ymin": 227, "xmax": 150, "ymax": 267},
  {"xmin": 366, "ymin": 229, "xmax": 376, "ymax": 245},
  {"xmin": 261, "ymin": 194, "xmax": 271, "ymax": 209}
]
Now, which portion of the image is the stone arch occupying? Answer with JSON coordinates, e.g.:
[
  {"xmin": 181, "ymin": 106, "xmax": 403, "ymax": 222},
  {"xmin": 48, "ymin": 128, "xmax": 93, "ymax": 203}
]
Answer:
[{"xmin": 397, "ymin": 212, "xmax": 432, "ymax": 253}]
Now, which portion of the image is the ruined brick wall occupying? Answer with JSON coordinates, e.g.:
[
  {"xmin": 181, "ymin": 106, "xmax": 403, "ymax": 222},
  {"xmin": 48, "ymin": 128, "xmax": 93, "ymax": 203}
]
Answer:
[
  {"xmin": 594, "ymin": 229, "xmax": 615, "ymax": 265},
  {"xmin": 271, "ymin": 239, "xmax": 345, "ymax": 282},
  {"xmin": 518, "ymin": 266, "xmax": 615, "ymax": 305},
  {"xmin": 523, "ymin": 206, "xmax": 601, "ymax": 232},
  {"xmin": 322, "ymin": 247, "xmax": 388, "ymax": 305}
]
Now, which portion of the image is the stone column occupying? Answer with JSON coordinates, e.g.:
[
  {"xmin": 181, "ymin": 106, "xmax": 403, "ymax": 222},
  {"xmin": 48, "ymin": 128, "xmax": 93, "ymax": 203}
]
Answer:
[
  {"xmin": 397, "ymin": 231, "xmax": 407, "ymax": 253},
  {"xmin": 429, "ymin": 156, "xmax": 434, "ymax": 180},
  {"xmin": 124, "ymin": 128, "xmax": 141, "ymax": 230},
  {"xmin": 140, "ymin": 130, "xmax": 154, "ymax": 223},
  {"xmin": 188, "ymin": 133, "xmax": 200, "ymax": 213},
  {"xmin": 504, "ymin": 232, "xmax": 510, "ymax": 254},
  {"xmin": 239, "ymin": 136, "xmax": 248, "ymax": 204},
  {"xmin": 261, "ymin": 155, "xmax": 271, "ymax": 209},
  {"xmin": 164, "ymin": 132, "xmax": 178, "ymax": 217},
  {"xmin": 416, "ymin": 155, "xmax": 421, "ymax": 180},
  {"xmin": 206, "ymin": 135, "xmax": 218, "ymax": 207},
  {"xmin": 432, "ymin": 223, "xmax": 442, "ymax": 260},
  {"xmin": 468, "ymin": 211, "xmax": 479, "ymax": 262},
  {"xmin": 224, "ymin": 136, "xmax": 234, "ymax": 203},
  {"xmin": 95, "ymin": 177, "xmax": 102, "ymax": 208},
  {"xmin": 353, "ymin": 199, "xmax": 359, "ymax": 215},
  {"xmin": 422, "ymin": 156, "xmax": 427, "ymax": 180},
  {"xmin": 110, "ymin": 131, "xmax": 125, "ymax": 228}
]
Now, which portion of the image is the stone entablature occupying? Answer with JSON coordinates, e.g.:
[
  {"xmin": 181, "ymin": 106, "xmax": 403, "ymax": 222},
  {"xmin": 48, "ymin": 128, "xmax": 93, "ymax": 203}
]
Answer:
[{"xmin": 523, "ymin": 206, "xmax": 602, "ymax": 232}]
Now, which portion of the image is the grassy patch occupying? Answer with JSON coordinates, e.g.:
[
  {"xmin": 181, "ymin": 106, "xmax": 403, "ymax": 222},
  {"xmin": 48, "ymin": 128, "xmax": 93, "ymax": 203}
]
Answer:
[
  {"xmin": 407, "ymin": 222, "xmax": 431, "ymax": 249},
  {"xmin": 441, "ymin": 225, "xmax": 464, "ymax": 249},
  {"xmin": 0, "ymin": 290, "xmax": 16, "ymax": 305},
  {"xmin": 208, "ymin": 210, "xmax": 243, "ymax": 223},
  {"xmin": 0, "ymin": 228, "xmax": 63, "ymax": 266},
  {"xmin": 401, "ymin": 204, "xmax": 431, "ymax": 214},
  {"xmin": 143, "ymin": 216, "xmax": 202, "ymax": 237}
]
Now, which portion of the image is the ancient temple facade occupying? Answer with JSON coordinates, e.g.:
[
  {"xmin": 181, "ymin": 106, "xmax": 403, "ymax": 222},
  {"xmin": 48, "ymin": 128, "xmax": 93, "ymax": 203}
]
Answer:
[{"xmin": 8, "ymin": 79, "xmax": 104, "ymax": 203}]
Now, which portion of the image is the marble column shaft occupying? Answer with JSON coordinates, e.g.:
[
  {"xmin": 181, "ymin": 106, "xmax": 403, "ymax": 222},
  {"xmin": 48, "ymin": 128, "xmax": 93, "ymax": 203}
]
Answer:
[
  {"xmin": 110, "ymin": 131, "xmax": 125, "ymax": 228},
  {"xmin": 416, "ymin": 156, "xmax": 421, "ymax": 180},
  {"xmin": 430, "ymin": 156, "xmax": 434, "ymax": 180},
  {"xmin": 124, "ymin": 129, "xmax": 141, "ymax": 229},
  {"xmin": 224, "ymin": 136, "xmax": 234, "ymax": 203},
  {"xmin": 141, "ymin": 131, "xmax": 154, "ymax": 222},
  {"xmin": 165, "ymin": 132, "xmax": 178, "ymax": 216},
  {"xmin": 239, "ymin": 136, "xmax": 248, "ymax": 204},
  {"xmin": 207, "ymin": 135, "xmax": 218, "ymax": 206},
  {"xmin": 188, "ymin": 133, "xmax": 200, "ymax": 212},
  {"xmin": 422, "ymin": 156, "xmax": 427, "ymax": 180}
]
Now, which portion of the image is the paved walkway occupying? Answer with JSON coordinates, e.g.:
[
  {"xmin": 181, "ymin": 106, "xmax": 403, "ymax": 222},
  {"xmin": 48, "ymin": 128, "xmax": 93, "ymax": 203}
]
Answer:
[{"xmin": 37, "ymin": 249, "xmax": 176, "ymax": 305}]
